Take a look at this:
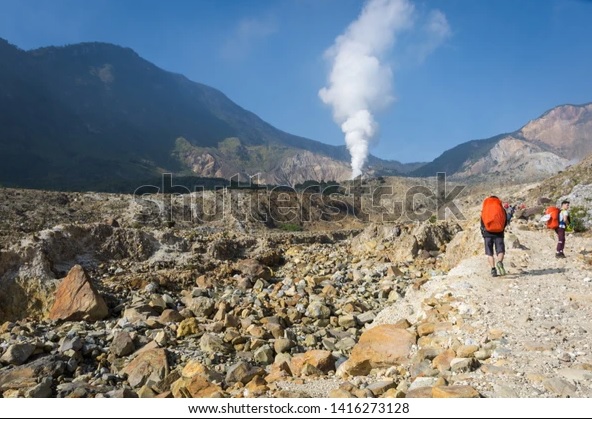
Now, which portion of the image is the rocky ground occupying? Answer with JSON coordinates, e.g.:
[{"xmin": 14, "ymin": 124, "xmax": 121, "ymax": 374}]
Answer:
[{"xmin": 0, "ymin": 182, "xmax": 591, "ymax": 398}]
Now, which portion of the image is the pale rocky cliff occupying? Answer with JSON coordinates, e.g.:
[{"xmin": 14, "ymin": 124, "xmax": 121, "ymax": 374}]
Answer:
[
  {"xmin": 174, "ymin": 103, "xmax": 592, "ymax": 186},
  {"xmin": 454, "ymin": 136, "xmax": 569, "ymax": 181},
  {"xmin": 174, "ymin": 138, "xmax": 354, "ymax": 186},
  {"xmin": 269, "ymin": 151, "xmax": 352, "ymax": 186},
  {"xmin": 519, "ymin": 103, "xmax": 592, "ymax": 159},
  {"xmin": 449, "ymin": 103, "xmax": 592, "ymax": 182}
]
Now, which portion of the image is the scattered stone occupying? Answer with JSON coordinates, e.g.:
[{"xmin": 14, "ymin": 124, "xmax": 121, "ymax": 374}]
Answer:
[
  {"xmin": 237, "ymin": 259, "xmax": 272, "ymax": 281},
  {"xmin": 265, "ymin": 361, "xmax": 292, "ymax": 383},
  {"xmin": 479, "ymin": 364, "xmax": 515, "ymax": 376},
  {"xmin": 25, "ymin": 377, "xmax": 53, "ymax": 398},
  {"xmin": 334, "ymin": 337, "xmax": 356, "ymax": 351},
  {"xmin": 474, "ymin": 349, "xmax": 491, "ymax": 360},
  {"xmin": 417, "ymin": 323, "xmax": 435, "ymax": 337},
  {"xmin": 225, "ymin": 361, "xmax": 263, "ymax": 386},
  {"xmin": 329, "ymin": 388, "xmax": 356, "ymax": 398},
  {"xmin": 59, "ymin": 335, "xmax": 84, "ymax": 353},
  {"xmin": 523, "ymin": 342, "xmax": 554, "ymax": 352},
  {"xmin": 450, "ymin": 358, "xmax": 475, "ymax": 372},
  {"xmin": 171, "ymin": 374, "xmax": 223, "ymax": 398},
  {"xmin": 408, "ymin": 377, "xmax": 438, "ymax": 391},
  {"xmin": 367, "ymin": 380, "xmax": 397, "ymax": 396},
  {"xmin": 405, "ymin": 387, "xmax": 433, "ymax": 398},
  {"xmin": 432, "ymin": 385, "xmax": 480, "ymax": 398},
  {"xmin": 244, "ymin": 375, "xmax": 269, "ymax": 397},
  {"xmin": 254, "ymin": 345, "xmax": 275, "ymax": 365},
  {"xmin": 354, "ymin": 311, "xmax": 375, "ymax": 326},
  {"xmin": 290, "ymin": 350, "xmax": 336, "ymax": 377},
  {"xmin": 542, "ymin": 378, "xmax": 577, "ymax": 397},
  {"xmin": 557, "ymin": 368, "xmax": 592, "ymax": 383},
  {"xmin": 0, "ymin": 356, "xmax": 65, "ymax": 396},
  {"xmin": 306, "ymin": 302, "xmax": 331, "ymax": 319},
  {"xmin": 432, "ymin": 349, "xmax": 456, "ymax": 372},
  {"xmin": 0, "ymin": 343, "xmax": 36, "ymax": 365},
  {"xmin": 200, "ymin": 333, "xmax": 230, "ymax": 354},
  {"xmin": 456, "ymin": 345, "xmax": 479, "ymax": 358},
  {"xmin": 185, "ymin": 296, "xmax": 215, "ymax": 319},
  {"xmin": 176, "ymin": 318, "xmax": 200, "ymax": 338},
  {"xmin": 110, "ymin": 331, "xmax": 135, "ymax": 357},
  {"xmin": 159, "ymin": 309, "xmax": 184, "ymax": 324},
  {"xmin": 274, "ymin": 338, "xmax": 294, "ymax": 354},
  {"xmin": 492, "ymin": 384, "xmax": 518, "ymax": 398},
  {"xmin": 121, "ymin": 348, "xmax": 169, "ymax": 389}
]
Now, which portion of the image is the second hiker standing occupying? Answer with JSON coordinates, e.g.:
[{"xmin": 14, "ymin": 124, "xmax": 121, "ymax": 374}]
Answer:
[
  {"xmin": 556, "ymin": 200, "xmax": 571, "ymax": 258},
  {"xmin": 480, "ymin": 196, "xmax": 508, "ymax": 277}
]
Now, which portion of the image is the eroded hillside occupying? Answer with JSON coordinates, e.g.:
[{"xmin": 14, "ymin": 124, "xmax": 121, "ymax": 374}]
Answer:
[{"xmin": 1, "ymin": 171, "xmax": 591, "ymax": 398}]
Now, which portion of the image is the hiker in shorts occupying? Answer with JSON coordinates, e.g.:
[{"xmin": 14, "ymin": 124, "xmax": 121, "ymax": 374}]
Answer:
[
  {"xmin": 481, "ymin": 225, "xmax": 506, "ymax": 277},
  {"xmin": 481, "ymin": 196, "xmax": 508, "ymax": 277},
  {"xmin": 556, "ymin": 200, "xmax": 571, "ymax": 258}
]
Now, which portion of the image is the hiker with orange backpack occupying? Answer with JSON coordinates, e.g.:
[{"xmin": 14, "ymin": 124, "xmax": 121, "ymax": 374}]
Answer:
[
  {"xmin": 542, "ymin": 200, "xmax": 571, "ymax": 258},
  {"xmin": 480, "ymin": 196, "xmax": 508, "ymax": 277}
]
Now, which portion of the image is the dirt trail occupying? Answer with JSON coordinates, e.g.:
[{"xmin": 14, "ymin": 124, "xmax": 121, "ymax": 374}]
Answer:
[{"xmin": 399, "ymin": 225, "xmax": 592, "ymax": 397}]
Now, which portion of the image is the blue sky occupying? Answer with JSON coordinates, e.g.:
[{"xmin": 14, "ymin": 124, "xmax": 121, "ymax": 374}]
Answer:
[{"xmin": 1, "ymin": 0, "xmax": 591, "ymax": 165}]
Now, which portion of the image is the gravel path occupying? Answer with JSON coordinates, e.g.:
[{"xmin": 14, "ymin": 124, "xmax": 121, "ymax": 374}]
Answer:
[{"xmin": 381, "ymin": 225, "xmax": 592, "ymax": 397}]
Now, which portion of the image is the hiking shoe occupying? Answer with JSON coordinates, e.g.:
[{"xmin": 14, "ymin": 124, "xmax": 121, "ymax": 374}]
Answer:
[
  {"xmin": 556, "ymin": 252, "xmax": 566, "ymax": 259},
  {"xmin": 496, "ymin": 262, "xmax": 506, "ymax": 276},
  {"xmin": 491, "ymin": 267, "xmax": 498, "ymax": 277}
]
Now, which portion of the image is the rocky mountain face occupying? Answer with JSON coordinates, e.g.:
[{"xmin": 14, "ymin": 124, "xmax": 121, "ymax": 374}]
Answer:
[
  {"xmin": 451, "ymin": 136, "xmax": 569, "ymax": 182},
  {"xmin": 413, "ymin": 103, "xmax": 592, "ymax": 182},
  {"xmin": 0, "ymin": 38, "xmax": 409, "ymax": 191},
  {"xmin": 172, "ymin": 138, "xmax": 354, "ymax": 186},
  {"xmin": 519, "ymin": 103, "xmax": 592, "ymax": 160}
]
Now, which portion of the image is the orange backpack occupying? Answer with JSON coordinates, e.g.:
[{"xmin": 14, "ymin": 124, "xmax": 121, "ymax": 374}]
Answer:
[
  {"xmin": 481, "ymin": 196, "xmax": 507, "ymax": 233},
  {"xmin": 545, "ymin": 206, "xmax": 560, "ymax": 229}
]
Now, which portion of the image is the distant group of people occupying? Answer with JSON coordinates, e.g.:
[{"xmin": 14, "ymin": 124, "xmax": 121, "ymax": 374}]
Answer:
[{"xmin": 480, "ymin": 196, "xmax": 570, "ymax": 277}]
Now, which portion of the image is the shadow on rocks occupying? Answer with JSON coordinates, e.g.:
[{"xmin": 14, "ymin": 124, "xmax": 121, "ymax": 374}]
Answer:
[{"xmin": 519, "ymin": 268, "xmax": 566, "ymax": 277}]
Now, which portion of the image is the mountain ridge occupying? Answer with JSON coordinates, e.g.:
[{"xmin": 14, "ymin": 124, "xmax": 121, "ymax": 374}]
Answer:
[
  {"xmin": 412, "ymin": 102, "xmax": 592, "ymax": 182},
  {"xmin": 1, "ymin": 37, "xmax": 590, "ymax": 190},
  {"xmin": 0, "ymin": 38, "xmax": 415, "ymax": 191}
]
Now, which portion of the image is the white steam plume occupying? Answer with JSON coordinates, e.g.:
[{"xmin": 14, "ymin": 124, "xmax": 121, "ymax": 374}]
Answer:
[{"xmin": 319, "ymin": 0, "xmax": 414, "ymax": 179}]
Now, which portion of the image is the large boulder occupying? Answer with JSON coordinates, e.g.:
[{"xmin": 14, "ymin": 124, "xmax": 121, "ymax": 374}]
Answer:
[
  {"xmin": 48, "ymin": 265, "xmax": 108, "ymax": 322},
  {"xmin": 337, "ymin": 325, "xmax": 416, "ymax": 377}
]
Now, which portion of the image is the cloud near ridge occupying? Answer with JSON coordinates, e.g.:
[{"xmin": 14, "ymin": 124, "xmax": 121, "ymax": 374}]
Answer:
[
  {"xmin": 220, "ymin": 15, "xmax": 278, "ymax": 61},
  {"xmin": 414, "ymin": 9, "xmax": 452, "ymax": 63}
]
